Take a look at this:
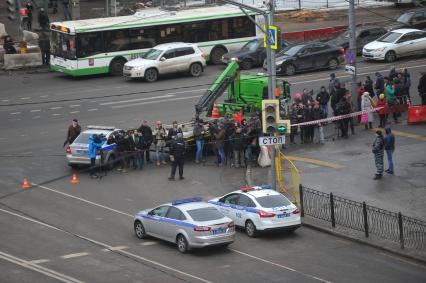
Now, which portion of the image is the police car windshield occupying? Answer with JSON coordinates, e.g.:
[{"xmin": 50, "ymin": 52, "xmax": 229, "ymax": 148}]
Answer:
[
  {"xmin": 73, "ymin": 133, "xmax": 92, "ymax": 144},
  {"xmin": 187, "ymin": 208, "xmax": 224, "ymax": 221},
  {"xmin": 256, "ymin": 194, "xmax": 291, "ymax": 208}
]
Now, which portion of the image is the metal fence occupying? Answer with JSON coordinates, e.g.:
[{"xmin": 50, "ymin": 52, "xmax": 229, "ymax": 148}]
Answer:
[{"xmin": 300, "ymin": 185, "xmax": 426, "ymax": 250}]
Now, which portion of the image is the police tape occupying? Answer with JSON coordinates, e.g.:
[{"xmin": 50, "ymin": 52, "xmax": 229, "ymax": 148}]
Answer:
[{"xmin": 290, "ymin": 107, "xmax": 383, "ymax": 127}]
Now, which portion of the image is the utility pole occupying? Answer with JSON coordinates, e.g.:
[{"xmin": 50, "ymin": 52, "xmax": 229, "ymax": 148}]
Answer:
[{"xmin": 348, "ymin": 0, "xmax": 357, "ymax": 109}]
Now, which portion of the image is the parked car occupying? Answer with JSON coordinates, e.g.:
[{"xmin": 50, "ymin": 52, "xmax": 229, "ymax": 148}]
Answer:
[
  {"xmin": 326, "ymin": 26, "xmax": 387, "ymax": 54},
  {"xmin": 133, "ymin": 197, "xmax": 235, "ymax": 253},
  {"xmin": 221, "ymin": 38, "xmax": 289, "ymax": 70},
  {"xmin": 66, "ymin": 126, "xmax": 120, "ymax": 169},
  {"xmin": 264, "ymin": 42, "xmax": 345, "ymax": 76},
  {"xmin": 123, "ymin": 43, "xmax": 207, "ymax": 82},
  {"xmin": 387, "ymin": 9, "xmax": 426, "ymax": 30},
  {"xmin": 209, "ymin": 185, "xmax": 301, "ymax": 237},
  {"xmin": 362, "ymin": 28, "xmax": 426, "ymax": 62}
]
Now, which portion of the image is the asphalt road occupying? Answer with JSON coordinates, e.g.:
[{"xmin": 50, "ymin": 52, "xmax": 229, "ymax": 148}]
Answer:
[{"xmin": 1, "ymin": 56, "xmax": 426, "ymax": 282}]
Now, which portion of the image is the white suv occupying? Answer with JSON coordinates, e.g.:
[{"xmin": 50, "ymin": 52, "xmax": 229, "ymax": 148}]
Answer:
[{"xmin": 123, "ymin": 43, "xmax": 206, "ymax": 82}]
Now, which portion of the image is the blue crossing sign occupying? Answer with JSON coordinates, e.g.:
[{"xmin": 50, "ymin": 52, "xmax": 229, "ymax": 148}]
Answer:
[
  {"xmin": 345, "ymin": 49, "xmax": 355, "ymax": 65},
  {"xmin": 264, "ymin": 25, "xmax": 278, "ymax": 50}
]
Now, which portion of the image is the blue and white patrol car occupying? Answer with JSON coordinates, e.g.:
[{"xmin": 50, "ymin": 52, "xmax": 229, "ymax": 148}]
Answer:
[
  {"xmin": 133, "ymin": 197, "xmax": 235, "ymax": 253},
  {"xmin": 209, "ymin": 186, "xmax": 301, "ymax": 237}
]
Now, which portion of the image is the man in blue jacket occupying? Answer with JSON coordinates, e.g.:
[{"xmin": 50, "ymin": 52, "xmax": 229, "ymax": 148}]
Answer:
[
  {"xmin": 88, "ymin": 134, "xmax": 105, "ymax": 178},
  {"xmin": 384, "ymin": 127, "xmax": 395, "ymax": 175}
]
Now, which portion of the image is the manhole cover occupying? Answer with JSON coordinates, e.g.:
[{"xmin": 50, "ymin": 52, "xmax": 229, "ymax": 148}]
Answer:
[{"xmin": 411, "ymin": 162, "xmax": 426, "ymax": 167}]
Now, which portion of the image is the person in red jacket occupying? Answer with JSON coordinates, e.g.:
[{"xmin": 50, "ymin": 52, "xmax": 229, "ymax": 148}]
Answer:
[{"xmin": 376, "ymin": 93, "xmax": 387, "ymax": 128}]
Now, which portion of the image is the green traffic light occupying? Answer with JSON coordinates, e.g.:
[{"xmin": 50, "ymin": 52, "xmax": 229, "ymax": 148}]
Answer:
[{"xmin": 277, "ymin": 126, "xmax": 286, "ymax": 132}]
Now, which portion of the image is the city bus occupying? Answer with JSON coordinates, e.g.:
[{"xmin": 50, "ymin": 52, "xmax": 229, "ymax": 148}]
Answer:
[{"xmin": 49, "ymin": 5, "xmax": 264, "ymax": 76}]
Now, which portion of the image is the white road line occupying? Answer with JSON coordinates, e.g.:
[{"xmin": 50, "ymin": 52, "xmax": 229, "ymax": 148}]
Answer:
[
  {"xmin": 50, "ymin": 107, "xmax": 63, "ymax": 110},
  {"xmin": 0, "ymin": 207, "xmax": 212, "ymax": 283},
  {"xmin": 141, "ymin": 241, "xmax": 158, "ymax": 246},
  {"xmin": 69, "ymin": 105, "xmax": 80, "ymax": 108},
  {"xmin": 2, "ymin": 99, "xmax": 9, "ymax": 102},
  {"xmin": 0, "ymin": 251, "xmax": 84, "ymax": 283},
  {"xmin": 10, "ymin": 112, "xmax": 21, "ymax": 115},
  {"xmin": 29, "ymin": 259, "xmax": 51, "ymax": 264},
  {"xmin": 229, "ymin": 249, "xmax": 332, "ymax": 283},
  {"xmin": 111, "ymin": 95, "xmax": 201, "ymax": 109},
  {"xmin": 102, "ymin": 246, "xmax": 128, "ymax": 252},
  {"xmin": 70, "ymin": 111, "xmax": 80, "ymax": 114},
  {"xmin": 167, "ymin": 88, "xmax": 205, "ymax": 95},
  {"xmin": 40, "ymin": 131, "xmax": 49, "ymax": 135},
  {"xmin": 30, "ymin": 109, "xmax": 41, "ymax": 112},
  {"xmin": 87, "ymin": 108, "xmax": 98, "ymax": 111},
  {"xmin": 60, "ymin": 252, "xmax": 89, "ymax": 259},
  {"xmin": 52, "ymin": 113, "xmax": 62, "ymax": 116},
  {"xmin": 99, "ymin": 94, "xmax": 175, "ymax": 106},
  {"xmin": 20, "ymin": 97, "xmax": 31, "ymax": 100},
  {"xmin": 32, "ymin": 183, "xmax": 331, "ymax": 282},
  {"xmin": 40, "ymin": 95, "xmax": 49, "ymax": 98}
]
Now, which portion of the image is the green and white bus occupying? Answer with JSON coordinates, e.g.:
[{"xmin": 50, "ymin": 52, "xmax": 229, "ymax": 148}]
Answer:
[{"xmin": 50, "ymin": 5, "xmax": 264, "ymax": 76}]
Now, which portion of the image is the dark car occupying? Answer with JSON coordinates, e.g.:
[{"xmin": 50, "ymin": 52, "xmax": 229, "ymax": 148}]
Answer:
[
  {"xmin": 326, "ymin": 26, "xmax": 387, "ymax": 54},
  {"xmin": 387, "ymin": 9, "xmax": 426, "ymax": 30},
  {"xmin": 221, "ymin": 38, "xmax": 289, "ymax": 70},
  {"xmin": 265, "ymin": 43, "xmax": 345, "ymax": 76}
]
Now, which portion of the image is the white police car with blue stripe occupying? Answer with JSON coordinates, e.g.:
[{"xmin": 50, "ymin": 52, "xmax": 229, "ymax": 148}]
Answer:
[
  {"xmin": 209, "ymin": 185, "xmax": 301, "ymax": 237},
  {"xmin": 134, "ymin": 197, "xmax": 235, "ymax": 253}
]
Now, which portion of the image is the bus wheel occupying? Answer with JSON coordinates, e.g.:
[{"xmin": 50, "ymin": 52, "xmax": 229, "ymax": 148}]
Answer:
[
  {"xmin": 109, "ymin": 57, "xmax": 127, "ymax": 76},
  {"xmin": 210, "ymin": 47, "xmax": 226, "ymax": 65}
]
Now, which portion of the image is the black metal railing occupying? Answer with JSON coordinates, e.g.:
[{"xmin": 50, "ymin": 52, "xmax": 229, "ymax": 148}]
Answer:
[{"xmin": 300, "ymin": 185, "xmax": 426, "ymax": 250}]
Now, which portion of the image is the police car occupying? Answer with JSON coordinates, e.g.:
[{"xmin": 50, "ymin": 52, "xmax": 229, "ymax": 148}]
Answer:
[
  {"xmin": 208, "ymin": 186, "xmax": 301, "ymax": 237},
  {"xmin": 133, "ymin": 197, "xmax": 235, "ymax": 253}
]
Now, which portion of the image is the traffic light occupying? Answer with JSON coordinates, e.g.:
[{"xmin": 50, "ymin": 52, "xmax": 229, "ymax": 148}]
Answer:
[
  {"xmin": 276, "ymin": 120, "xmax": 291, "ymax": 135},
  {"xmin": 7, "ymin": 0, "xmax": 16, "ymax": 21},
  {"xmin": 262, "ymin": 99, "xmax": 279, "ymax": 134}
]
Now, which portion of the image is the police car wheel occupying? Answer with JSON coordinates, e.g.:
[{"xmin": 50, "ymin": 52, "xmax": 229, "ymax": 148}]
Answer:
[
  {"xmin": 245, "ymin": 220, "xmax": 258, "ymax": 237},
  {"xmin": 176, "ymin": 234, "xmax": 189, "ymax": 253},
  {"xmin": 134, "ymin": 221, "xmax": 147, "ymax": 239}
]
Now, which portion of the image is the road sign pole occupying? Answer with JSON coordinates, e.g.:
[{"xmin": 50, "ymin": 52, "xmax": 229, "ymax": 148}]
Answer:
[{"xmin": 348, "ymin": 0, "xmax": 357, "ymax": 114}]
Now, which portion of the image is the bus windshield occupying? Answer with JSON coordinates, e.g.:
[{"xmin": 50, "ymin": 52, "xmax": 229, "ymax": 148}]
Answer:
[
  {"xmin": 142, "ymin": 49, "xmax": 162, "ymax": 60},
  {"xmin": 51, "ymin": 31, "xmax": 76, "ymax": 60}
]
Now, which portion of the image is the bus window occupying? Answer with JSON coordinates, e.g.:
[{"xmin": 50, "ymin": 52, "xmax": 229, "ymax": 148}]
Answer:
[
  {"xmin": 77, "ymin": 32, "xmax": 103, "ymax": 58},
  {"xmin": 104, "ymin": 29, "xmax": 130, "ymax": 52},
  {"xmin": 51, "ymin": 31, "xmax": 76, "ymax": 59},
  {"xmin": 129, "ymin": 28, "xmax": 156, "ymax": 49},
  {"xmin": 230, "ymin": 17, "xmax": 255, "ymax": 39}
]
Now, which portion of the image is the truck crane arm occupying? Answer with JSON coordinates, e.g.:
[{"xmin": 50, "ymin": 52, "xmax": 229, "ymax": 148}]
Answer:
[{"xmin": 194, "ymin": 60, "xmax": 240, "ymax": 119}]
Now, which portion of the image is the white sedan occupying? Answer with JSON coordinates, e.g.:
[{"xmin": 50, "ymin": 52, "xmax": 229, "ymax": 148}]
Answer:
[
  {"xmin": 209, "ymin": 185, "xmax": 301, "ymax": 237},
  {"xmin": 362, "ymin": 28, "xmax": 426, "ymax": 63}
]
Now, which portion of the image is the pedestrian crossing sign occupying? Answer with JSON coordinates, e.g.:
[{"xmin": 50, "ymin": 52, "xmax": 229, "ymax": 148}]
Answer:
[{"xmin": 264, "ymin": 25, "xmax": 278, "ymax": 50}]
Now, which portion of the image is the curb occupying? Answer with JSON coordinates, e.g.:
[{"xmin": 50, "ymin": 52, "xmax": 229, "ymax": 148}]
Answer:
[{"xmin": 302, "ymin": 220, "xmax": 426, "ymax": 265}]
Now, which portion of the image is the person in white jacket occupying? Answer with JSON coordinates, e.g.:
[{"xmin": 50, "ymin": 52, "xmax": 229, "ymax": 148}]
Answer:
[{"xmin": 361, "ymin": 92, "xmax": 374, "ymax": 130}]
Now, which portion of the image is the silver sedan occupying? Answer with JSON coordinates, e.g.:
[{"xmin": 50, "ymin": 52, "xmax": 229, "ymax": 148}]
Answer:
[{"xmin": 133, "ymin": 198, "xmax": 235, "ymax": 253}]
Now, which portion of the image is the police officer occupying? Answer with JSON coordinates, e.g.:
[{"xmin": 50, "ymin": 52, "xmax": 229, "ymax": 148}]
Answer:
[{"xmin": 168, "ymin": 133, "xmax": 185, "ymax": 181}]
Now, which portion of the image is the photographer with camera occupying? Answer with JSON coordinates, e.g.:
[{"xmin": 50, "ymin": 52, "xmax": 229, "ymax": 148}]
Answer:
[
  {"xmin": 88, "ymin": 134, "xmax": 106, "ymax": 178},
  {"xmin": 153, "ymin": 121, "xmax": 167, "ymax": 166}
]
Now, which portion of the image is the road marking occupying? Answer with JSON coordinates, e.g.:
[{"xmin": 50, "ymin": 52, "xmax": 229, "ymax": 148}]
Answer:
[
  {"xmin": 20, "ymin": 97, "xmax": 31, "ymax": 100},
  {"xmin": 285, "ymin": 155, "xmax": 344, "ymax": 169},
  {"xmin": 167, "ymin": 88, "xmax": 204, "ymax": 95},
  {"xmin": 102, "ymin": 246, "xmax": 128, "ymax": 252},
  {"xmin": 99, "ymin": 94, "xmax": 175, "ymax": 106},
  {"xmin": 111, "ymin": 95, "xmax": 201, "ymax": 109},
  {"xmin": 60, "ymin": 252, "xmax": 89, "ymax": 259},
  {"xmin": 32, "ymin": 183, "xmax": 331, "ymax": 282},
  {"xmin": 372, "ymin": 128, "xmax": 426, "ymax": 142},
  {"xmin": 0, "ymin": 251, "xmax": 84, "ymax": 283},
  {"xmin": 70, "ymin": 111, "xmax": 80, "ymax": 114},
  {"xmin": 29, "ymin": 259, "xmax": 50, "ymax": 264},
  {"xmin": 40, "ymin": 95, "xmax": 49, "ymax": 98},
  {"xmin": 0, "ymin": 207, "xmax": 212, "ymax": 283},
  {"xmin": 49, "ymin": 106, "xmax": 63, "ymax": 110},
  {"xmin": 229, "ymin": 249, "xmax": 331, "ymax": 283},
  {"xmin": 2, "ymin": 99, "xmax": 9, "ymax": 102},
  {"xmin": 87, "ymin": 108, "xmax": 98, "ymax": 111},
  {"xmin": 52, "ymin": 113, "xmax": 62, "ymax": 116},
  {"xmin": 30, "ymin": 109, "xmax": 41, "ymax": 112},
  {"xmin": 10, "ymin": 112, "xmax": 21, "ymax": 115},
  {"xmin": 69, "ymin": 105, "xmax": 80, "ymax": 108},
  {"xmin": 141, "ymin": 241, "xmax": 158, "ymax": 246}
]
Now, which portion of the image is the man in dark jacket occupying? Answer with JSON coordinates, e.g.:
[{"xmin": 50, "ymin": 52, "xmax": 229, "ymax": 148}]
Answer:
[
  {"xmin": 138, "ymin": 120, "xmax": 153, "ymax": 162},
  {"xmin": 64, "ymin": 119, "xmax": 81, "ymax": 146},
  {"xmin": 384, "ymin": 127, "xmax": 395, "ymax": 175},
  {"xmin": 3, "ymin": 35, "xmax": 17, "ymax": 54},
  {"xmin": 167, "ymin": 121, "xmax": 182, "ymax": 142},
  {"xmin": 38, "ymin": 8, "xmax": 50, "ymax": 31},
  {"xmin": 364, "ymin": 75, "xmax": 375, "ymax": 98},
  {"xmin": 336, "ymin": 96, "xmax": 351, "ymax": 138},
  {"xmin": 316, "ymin": 86, "xmax": 330, "ymax": 117},
  {"xmin": 38, "ymin": 32, "xmax": 51, "ymax": 65},
  {"xmin": 418, "ymin": 71, "xmax": 426, "ymax": 106},
  {"xmin": 193, "ymin": 119, "xmax": 205, "ymax": 164},
  {"xmin": 214, "ymin": 124, "xmax": 226, "ymax": 166},
  {"xmin": 374, "ymin": 72, "xmax": 385, "ymax": 97},
  {"xmin": 169, "ymin": 133, "xmax": 186, "ymax": 180},
  {"xmin": 88, "ymin": 134, "xmax": 105, "ymax": 178},
  {"xmin": 230, "ymin": 127, "xmax": 245, "ymax": 168},
  {"xmin": 372, "ymin": 130, "xmax": 385, "ymax": 180}
]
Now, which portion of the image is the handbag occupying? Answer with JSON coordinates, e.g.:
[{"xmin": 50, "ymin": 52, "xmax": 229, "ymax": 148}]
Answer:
[{"xmin": 361, "ymin": 113, "xmax": 368, "ymax": 124}]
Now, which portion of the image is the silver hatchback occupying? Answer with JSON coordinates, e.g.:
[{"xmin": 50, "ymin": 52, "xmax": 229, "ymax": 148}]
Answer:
[
  {"xmin": 66, "ymin": 126, "xmax": 120, "ymax": 168},
  {"xmin": 134, "ymin": 197, "xmax": 235, "ymax": 253}
]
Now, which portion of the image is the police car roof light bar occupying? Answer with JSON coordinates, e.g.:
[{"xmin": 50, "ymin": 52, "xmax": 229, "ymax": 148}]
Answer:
[
  {"xmin": 87, "ymin": 125, "xmax": 116, "ymax": 130},
  {"xmin": 240, "ymin": 187, "xmax": 255, "ymax": 192},
  {"xmin": 172, "ymin": 197, "xmax": 203, "ymax": 205}
]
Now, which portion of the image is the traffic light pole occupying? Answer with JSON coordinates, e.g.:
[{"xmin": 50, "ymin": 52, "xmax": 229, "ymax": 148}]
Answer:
[{"xmin": 349, "ymin": 0, "xmax": 357, "ymax": 111}]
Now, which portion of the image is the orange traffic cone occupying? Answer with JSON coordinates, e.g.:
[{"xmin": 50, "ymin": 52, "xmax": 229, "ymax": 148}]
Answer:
[
  {"xmin": 70, "ymin": 172, "xmax": 80, "ymax": 184},
  {"xmin": 22, "ymin": 178, "xmax": 30, "ymax": 189},
  {"xmin": 212, "ymin": 102, "xmax": 220, "ymax": 119}
]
